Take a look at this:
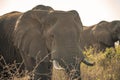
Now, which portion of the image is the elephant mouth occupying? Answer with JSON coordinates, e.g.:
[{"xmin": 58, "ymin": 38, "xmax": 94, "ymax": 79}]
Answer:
[
  {"xmin": 53, "ymin": 60, "xmax": 81, "ymax": 80},
  {"xmin": 53, "ymin": 60, "xmax": 64, "ymax": 70}
]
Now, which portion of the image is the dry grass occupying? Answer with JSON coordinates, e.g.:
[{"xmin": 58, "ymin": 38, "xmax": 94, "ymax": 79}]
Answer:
[
  {"xmin": 0, "ymin": 55, "xmax": 30, "ymax": 80},
  {"xmin": 81, "ymin": 45, "xmax": 120, "ymax": 80},
  {"xmin": 52, "ymin": 67, "xmax": 69, "ymax": 80},
  {"xmin": 13, "ymin": 75, "xmax": 30, "ymax": 80},
  {"xmin": 1, "ymin": 45, "xmax": 120, "ymax": 80}
]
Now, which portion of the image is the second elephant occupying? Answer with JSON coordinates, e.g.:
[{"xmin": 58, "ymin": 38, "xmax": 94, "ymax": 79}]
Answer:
[{"xmin": 80, "ymin": 20, "xmax": 120, "ymax": 51}]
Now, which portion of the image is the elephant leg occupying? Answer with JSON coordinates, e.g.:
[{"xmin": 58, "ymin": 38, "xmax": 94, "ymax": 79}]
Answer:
[{"xmin": 34, "ymin": 62, "xmax": 52, "ymax": 80}]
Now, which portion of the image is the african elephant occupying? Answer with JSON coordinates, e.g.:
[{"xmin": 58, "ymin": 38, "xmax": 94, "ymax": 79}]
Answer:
[
  {"xmin": 0, "ymin": 11, "xmax": 22, "ymax": 65},
  {"xmin": 0, "ymin": 11, "xmax": 23, "ymax": 79},
  {"xmin": 0, "ymin": 5, "xmax": 54, "ymax": 79},
  {"xmin": 80, "ymin": 20, "xmax": 120, "ymax": 51},
  {"xmin": 0, "ymin": 6, "xmax": 94, "ymax": 80},
  {"xmin": 13, "ymin": 7, "xmax": 94, "ymax": 80},
  {"xmin": 0, "ymin": 5, "xmax": 54, "ymax": 62}
]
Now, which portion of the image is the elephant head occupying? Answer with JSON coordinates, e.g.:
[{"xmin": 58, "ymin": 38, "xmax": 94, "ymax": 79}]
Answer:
[
  {"xmin": 110, "ymin": 20, "xmax": 120, "ymax": 43},
  {"xmin": 45, "ymin": 11, "xmax": 94, "ymax": 80},
  {"xmin": 14, "ymin": 9, "xmax": 94, "ymax": 80},
  {"xmin": 32, "ymin": 5, "xmax": 54, "ymax": 11}
]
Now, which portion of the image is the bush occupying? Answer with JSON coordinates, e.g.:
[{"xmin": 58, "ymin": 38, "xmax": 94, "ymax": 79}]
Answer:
[
  {"xmin": 1, "ymin": 46, "xmax": 120, "ymax": 80},
  {"xmin": 81, "ymin": 45, "xmax": 120, "ymax": 80},
  {"xmin": 0, "ymin": 55, "xmax": 30, "ymax": 80}
]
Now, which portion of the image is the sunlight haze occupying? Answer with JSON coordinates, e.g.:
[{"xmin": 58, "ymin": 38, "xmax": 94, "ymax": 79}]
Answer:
[{"xmin": 0, "ymin": 0, "xmax": 120, "ymax": 26}]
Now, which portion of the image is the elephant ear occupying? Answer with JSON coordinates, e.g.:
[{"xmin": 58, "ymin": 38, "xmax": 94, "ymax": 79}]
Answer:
[
  {"xmin": 69, "ymin": 10, "xmax": 83, "ymax": 31},
  {"xmin": 94, "ymin": 21, "xmax": 108, "ymax": 30},
  {"xmin": 92, "ymin": 21, "xmax": 113, "ymax": 48},
  {"xmin": 111, "ymin": 21, "xmax": 120, "ymax": 34},
  {"xmin": 14, "ymin": 11, "xmax": 51, "ymax": 62}
]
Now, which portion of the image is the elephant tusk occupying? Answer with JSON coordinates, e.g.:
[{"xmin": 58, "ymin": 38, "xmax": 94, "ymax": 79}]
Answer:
[
  {"xmin": 51, "ymin": 50, "xmax": 56, "ymax": 54},
  {"xmin": 82, "ymin": 58, "xmax": 95, "ymax": 66},
  {"xmin": 53, "ymin": 60, "xmax": 65, "ymax": 70}
]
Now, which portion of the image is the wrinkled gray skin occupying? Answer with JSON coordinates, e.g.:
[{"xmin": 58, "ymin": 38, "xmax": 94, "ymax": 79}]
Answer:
[
  {"xmin": 0, "ymin": 5, "xmax": 54, "ymax": 78},
  {"xmin": 14, "ymin": 9, "xmax": 94, "ymax": 80},
  {"xmin": 80, "ymin": 20, "xmax": 120, "ymax": 51},
  {"xmin": 0, "ymin": 11, "xmax": 23, "ymax": 78},
  {"xmin": 0, "ymin": 5, "xmax": 93, "ymax": 80},
  {"xmin": 0, "ymin": 11, "xmax": 22, "ymax": 64},
  {"xmin": 0, "ymin": 5, "xmax": 53, "ymax": 64}
]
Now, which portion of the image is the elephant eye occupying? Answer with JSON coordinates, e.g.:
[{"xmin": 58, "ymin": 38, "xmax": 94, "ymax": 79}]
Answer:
[
  {"xmin": 49, "ymin": 33, "xmax": 54, "ymax": 41},
  {"xmin": 46, "ymin": 33, "xmax": 54, "ymax": 51},
  {"xmin": 50, "ymin": 33, "xmax": 55, "ymax": 44},
  {"xmin": 78, "ymin": 38, "xmax": 80, "ymax": 42}
]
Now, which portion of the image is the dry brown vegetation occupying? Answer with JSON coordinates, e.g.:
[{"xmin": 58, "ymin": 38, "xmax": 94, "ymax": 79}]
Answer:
[
  {"xmin": 81, "ymin": 45, "xmax": 120, "ymax": 80},
  {"xmin": 0, "ymin": 45, "xmax": 120, "ymax": 80},
  {"xmin": 52, "ymin": 67, "xmax": 69, "ymax": 80}
]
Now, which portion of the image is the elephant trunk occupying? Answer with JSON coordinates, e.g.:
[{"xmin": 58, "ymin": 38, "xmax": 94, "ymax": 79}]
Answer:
[
  {"xmin": 52, "ymin": 60, "xmax": 81, "ymax": 80},
  {"xmin": 82, "ymin": 58, "xmax": 95, "ymax": 66}
]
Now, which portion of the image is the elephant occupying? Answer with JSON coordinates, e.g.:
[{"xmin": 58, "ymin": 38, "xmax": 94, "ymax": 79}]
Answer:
[
  {"xmin": 13, "ymin": 7, "xmax": 94, "ymax": 80},
  {"xmin": 0, "ymin": 11, "xmax": 22, "ymax": 63},
  {"xmin": 0, "ymin": 5, "xmax": 53, "ymax": 64},
  {"xmin": 0, "ymin": 5, "xmax": 54, "ymax": 79},
  {"xmin": 0, "ymin": 5, "xmax": 94, "ymax": 80},
  {"xmin": 80, "ymin": 20, "xmax": 120, "ymax": 51},
  {"xmin": 0, "ymin": 11, "xmax": 23, "ymax": 79}
]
